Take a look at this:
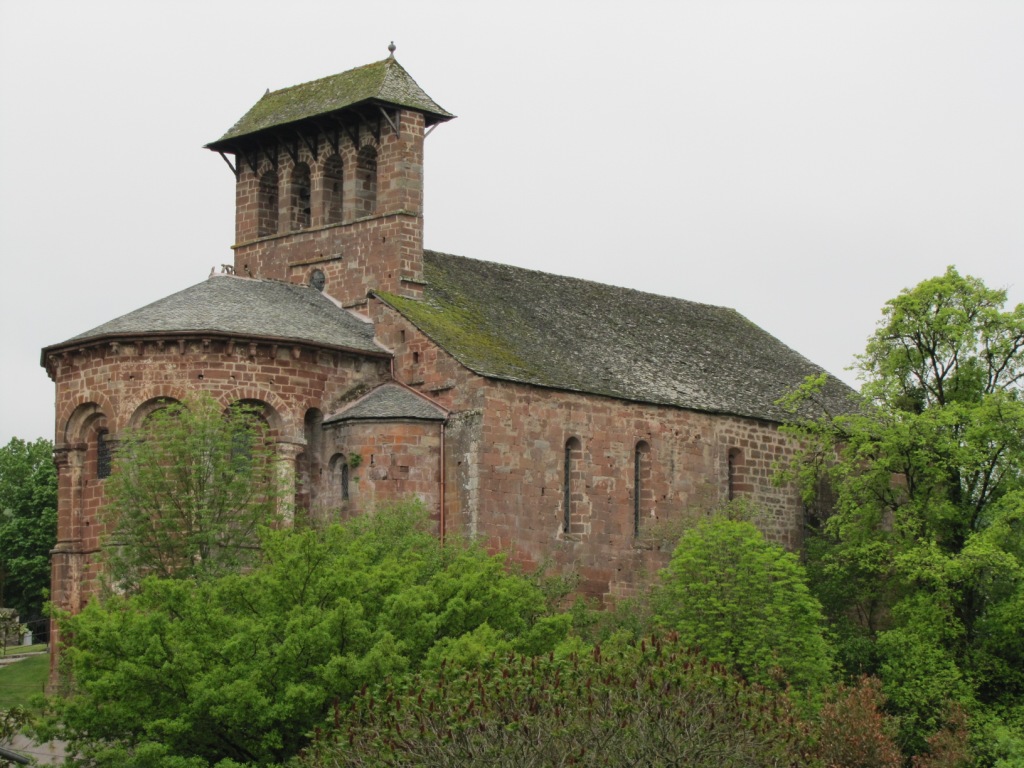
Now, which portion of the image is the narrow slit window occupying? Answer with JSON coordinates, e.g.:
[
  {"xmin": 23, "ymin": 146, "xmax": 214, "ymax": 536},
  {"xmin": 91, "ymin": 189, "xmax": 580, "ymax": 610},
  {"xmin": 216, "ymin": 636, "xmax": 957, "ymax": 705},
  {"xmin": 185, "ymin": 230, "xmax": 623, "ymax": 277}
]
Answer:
[
  {"xmin": 97, "ymin": 429, "xmax": 112, "ymax": 480},
  {"xmin": 634, "ymin": 448, "xmax": 642, "ymax": 536},
  {"xmin": 563, "ymin": 437, "xmax": 581, "ymax": 533},
  {"xmin": 728, "ymin": 448, "xmax": 741, "ymax": 501},
  {"xmin": 634, "ymin": 441, "xmax": 651, "ymax": 536}
]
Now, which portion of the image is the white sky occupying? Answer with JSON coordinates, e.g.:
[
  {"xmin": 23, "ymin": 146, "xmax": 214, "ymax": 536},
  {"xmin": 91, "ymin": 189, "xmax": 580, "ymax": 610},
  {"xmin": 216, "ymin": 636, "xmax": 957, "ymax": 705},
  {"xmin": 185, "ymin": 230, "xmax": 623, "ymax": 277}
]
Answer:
[{"xmin": 1, "ymin": 0, "xmax": 1021, "ymax": 445}]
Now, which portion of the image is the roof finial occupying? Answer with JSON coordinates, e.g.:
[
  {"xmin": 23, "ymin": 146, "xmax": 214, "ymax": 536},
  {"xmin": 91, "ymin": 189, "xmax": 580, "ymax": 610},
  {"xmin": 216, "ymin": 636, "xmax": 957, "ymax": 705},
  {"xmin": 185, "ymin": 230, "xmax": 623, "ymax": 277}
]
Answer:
[{"xmin": 388, "ymin": 41, "xmax": 396, "ymax": 56}]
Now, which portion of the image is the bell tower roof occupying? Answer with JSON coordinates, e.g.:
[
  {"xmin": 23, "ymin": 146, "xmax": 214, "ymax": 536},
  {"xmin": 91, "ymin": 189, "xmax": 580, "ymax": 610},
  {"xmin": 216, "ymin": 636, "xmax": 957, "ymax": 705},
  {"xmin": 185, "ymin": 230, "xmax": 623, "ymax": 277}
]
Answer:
[{"xmin": 205, "ymin": 54, "xmax": 454, "ymax": 153}]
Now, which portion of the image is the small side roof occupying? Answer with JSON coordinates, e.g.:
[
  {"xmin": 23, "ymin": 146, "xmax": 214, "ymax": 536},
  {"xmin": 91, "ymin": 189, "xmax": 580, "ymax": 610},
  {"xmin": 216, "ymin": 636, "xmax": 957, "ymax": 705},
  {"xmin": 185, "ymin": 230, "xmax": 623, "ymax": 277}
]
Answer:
[
  {"xmin": 378, "ymin": 252, "xmax": 856, "ymax": 423},
  {"xmin": 43, "ymin": 274, "xmax": 385, "ymax": 358},
  {"xmin": 324, "ymin": 383, "xmax": 447, "ymax": 424},
  {"xmin": 207, "ymin": 56, "xmax": 453, "ymax": 152}
]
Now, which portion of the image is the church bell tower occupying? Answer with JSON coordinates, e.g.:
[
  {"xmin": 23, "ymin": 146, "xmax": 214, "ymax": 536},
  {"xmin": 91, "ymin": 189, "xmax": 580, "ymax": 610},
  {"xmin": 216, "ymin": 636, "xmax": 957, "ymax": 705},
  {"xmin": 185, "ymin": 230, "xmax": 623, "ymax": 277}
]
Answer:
[{"xmin": 205, "ymin": 46, "xmax": 454, "ymax": 308}]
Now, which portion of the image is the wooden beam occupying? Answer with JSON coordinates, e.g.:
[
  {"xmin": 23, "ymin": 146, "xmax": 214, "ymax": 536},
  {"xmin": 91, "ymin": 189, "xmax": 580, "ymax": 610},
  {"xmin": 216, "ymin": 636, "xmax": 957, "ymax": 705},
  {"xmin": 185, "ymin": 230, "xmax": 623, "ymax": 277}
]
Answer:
[
  {"xmin": 299, "ymin": 130, "xmax": 319, "ymax": 160},
  {"xmin": 378, "ymin": 105, "xmax": 399, "ymax": 137},
  {"xmin": 217, "ymin": 151, "xmax": 238, "ymax": 179}
]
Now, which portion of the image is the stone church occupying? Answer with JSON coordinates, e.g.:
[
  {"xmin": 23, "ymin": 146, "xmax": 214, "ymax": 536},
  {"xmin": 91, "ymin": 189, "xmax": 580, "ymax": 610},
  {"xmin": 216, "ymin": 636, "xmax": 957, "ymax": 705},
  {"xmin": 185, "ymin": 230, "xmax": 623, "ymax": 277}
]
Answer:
[{"xmin": 42, "ymin": 51, "xmax": 851, "ymax": 632}]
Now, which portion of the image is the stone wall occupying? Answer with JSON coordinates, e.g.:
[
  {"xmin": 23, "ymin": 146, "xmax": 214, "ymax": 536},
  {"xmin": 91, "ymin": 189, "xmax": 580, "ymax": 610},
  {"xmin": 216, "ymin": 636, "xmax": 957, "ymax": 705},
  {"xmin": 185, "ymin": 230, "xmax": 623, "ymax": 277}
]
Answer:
[
  {"xmin": 374, "ymin": 299, "xmax": 805, "ymax": 603},
  {"xmin": 43, "ymin": 336, "xmax": 389, "ymax": 683},
  {"xmin": 320, "ymin": 419, "xmax": 444, "ymax": 524},
  {"xmin": 232, "ymin": 109, "xmax": 426, "ymax": 306}
]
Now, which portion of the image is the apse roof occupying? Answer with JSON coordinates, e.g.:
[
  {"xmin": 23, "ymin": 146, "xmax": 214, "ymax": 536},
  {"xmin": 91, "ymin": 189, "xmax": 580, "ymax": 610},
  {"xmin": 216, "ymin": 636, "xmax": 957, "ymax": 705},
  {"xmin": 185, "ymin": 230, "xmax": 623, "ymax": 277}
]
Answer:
[
  {"xmin": 378, "ymin": 251, "xmax": 855, "ymax": 423},
  {"xmin": 45, "ymin": 274, "xmax": 384, "ymax": 357},
  {"xmin": 324, "ymin": 383, "xmax": 447, "ymax": 424},
  {"xmin": 207, "ymin": 56, "xmax": 454, "ymax": 151}
]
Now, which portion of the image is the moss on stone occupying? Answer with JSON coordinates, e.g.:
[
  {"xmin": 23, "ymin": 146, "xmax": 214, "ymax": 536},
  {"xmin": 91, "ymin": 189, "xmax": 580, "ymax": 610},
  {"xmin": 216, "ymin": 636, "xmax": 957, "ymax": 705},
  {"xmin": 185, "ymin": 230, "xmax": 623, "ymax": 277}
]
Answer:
[
  {"xmin": 208, "ymin": 58, "xmax": 453, "ymax": 150},
  {"xmin": 378, "ymin": 286, "xmax": 542, "ymax": 380}
]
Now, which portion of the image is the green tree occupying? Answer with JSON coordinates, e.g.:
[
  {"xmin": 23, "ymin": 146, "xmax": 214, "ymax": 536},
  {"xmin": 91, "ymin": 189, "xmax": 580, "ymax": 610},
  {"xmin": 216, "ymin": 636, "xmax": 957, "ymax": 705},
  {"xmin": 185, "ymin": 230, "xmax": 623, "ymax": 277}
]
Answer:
[
  {"xmin": 0, "ymin": 437, "xmax": 57, "ymax": 636},
  {"xmin": 782, "ymin": 266, "xmax": 1024, "ymax": 757},
  {"xmin": 1, "ymin": 706, "xmax": 29, "ymax": 749},
  {"xmin": 652, "ymin": 517, "xmax": 834, "ymax": 692},
  {"xmin": 45, "ymin": 502, "xmax": 569, "ymax": 767},
  {"xmin": 102, "ymin": 395, "xmax": 282, "ymax": 591}
]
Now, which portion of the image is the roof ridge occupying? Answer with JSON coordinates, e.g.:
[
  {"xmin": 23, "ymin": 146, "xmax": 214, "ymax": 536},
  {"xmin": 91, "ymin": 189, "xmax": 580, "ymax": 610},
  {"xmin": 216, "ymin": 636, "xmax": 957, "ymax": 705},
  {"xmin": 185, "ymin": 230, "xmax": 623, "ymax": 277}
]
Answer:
[
  {"xmin": 208, "ymin": 56, "xmax": 452, "ymax": 150},
  {"xmin": 423, "ymin": 250, "xmax": 734, "ymax": 313},
  {"xmin": 264, "ymin": 58, "xmax": 391, "ymax": 100},
  {"xmin": 325, "ymin": 380, "xmax": 448, "ymax": 424}
]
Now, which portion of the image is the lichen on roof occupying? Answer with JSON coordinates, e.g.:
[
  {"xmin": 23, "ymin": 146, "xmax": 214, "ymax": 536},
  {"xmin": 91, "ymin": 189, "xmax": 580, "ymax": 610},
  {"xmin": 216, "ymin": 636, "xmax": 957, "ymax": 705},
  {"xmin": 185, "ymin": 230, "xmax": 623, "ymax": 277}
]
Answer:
[
  {"xmin": 208, "ymin": 57, "xmax": 453, "ymax": 149},
  {"xmin": 378, "ymin": 273, "xmax": 546, "ymax": 382},
  {"xmin": 379, "ymin": 251, "xmax": 856, "ymax": 423}
]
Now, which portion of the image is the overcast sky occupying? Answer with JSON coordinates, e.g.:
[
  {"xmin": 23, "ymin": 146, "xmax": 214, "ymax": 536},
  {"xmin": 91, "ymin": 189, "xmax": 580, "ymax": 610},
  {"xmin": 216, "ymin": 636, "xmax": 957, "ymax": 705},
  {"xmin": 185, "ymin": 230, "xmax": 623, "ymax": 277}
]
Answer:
[{"xmin": 1, "ymin": 0, "xmax": 1021, "ymax": 445}]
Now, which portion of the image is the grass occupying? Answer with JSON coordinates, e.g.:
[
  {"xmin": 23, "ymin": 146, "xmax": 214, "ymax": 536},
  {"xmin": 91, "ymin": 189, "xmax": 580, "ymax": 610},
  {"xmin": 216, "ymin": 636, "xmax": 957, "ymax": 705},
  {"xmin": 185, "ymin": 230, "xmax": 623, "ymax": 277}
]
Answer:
[
  {"xmin": 0, "ymin": 653, "xmax": 49, "ymax": 709},
  {"xmin": 5, "ymin": 643, "xmax": 47, "ymax": 655}
]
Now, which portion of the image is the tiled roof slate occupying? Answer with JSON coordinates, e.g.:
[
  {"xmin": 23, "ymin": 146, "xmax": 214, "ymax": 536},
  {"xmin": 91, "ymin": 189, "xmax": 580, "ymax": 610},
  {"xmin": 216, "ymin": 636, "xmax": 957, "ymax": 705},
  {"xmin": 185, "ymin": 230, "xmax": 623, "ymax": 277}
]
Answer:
[
  {"xmin": 207, "ymin": 57, "xmax": 453, "ymax": 150},
  {"xmin": 324, "ymin": 383, "xmax": 446, "ymax": 424},
  {"xmin": 47, "ymin": 274, "xmax": 382, "ymax": 355},
  {"xmin": 380, "ymin": 252, "xmax": 855, "ymax": 423}
]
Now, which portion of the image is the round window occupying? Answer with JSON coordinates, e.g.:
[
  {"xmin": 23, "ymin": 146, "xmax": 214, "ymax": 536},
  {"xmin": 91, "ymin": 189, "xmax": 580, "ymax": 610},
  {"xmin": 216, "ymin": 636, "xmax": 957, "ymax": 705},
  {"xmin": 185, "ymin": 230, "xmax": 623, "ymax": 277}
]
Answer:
[{"xmin": 309, "ymin": 269, "xmax": 326, "ymax": 292}]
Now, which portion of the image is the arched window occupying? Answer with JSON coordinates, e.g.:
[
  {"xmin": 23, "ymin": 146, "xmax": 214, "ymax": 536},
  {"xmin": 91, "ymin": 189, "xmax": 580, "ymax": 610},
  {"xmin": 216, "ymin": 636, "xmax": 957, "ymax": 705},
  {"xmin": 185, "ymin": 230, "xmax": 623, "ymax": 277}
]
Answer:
[
  {"xmin": 728, "ymin": 447, "xmax": 742, "ymax": 501},
  {"xmin": 96, "ymin": 429, "xmax": 112, "ymax": 480},
  {"xmin": 355, "ymin": 146, "xmax": 378, "ymax": 216},
  {"xmin": 633, "ymin": 441, "xmax": 651, "ymax": 536},
  {"xmin": 329, "ymin": 453, "xmax": 351, "ymax": 505},
  {"xmin": 226, "ymin": 400, "xmax": 275, "ymax": 469},
  {"xmin": 290, "ymin": 162, "xmax": 312, "ymax": 230},
  {"xmin": 128, "ymin": 397, "xmax": 180, "ymax": 429},
  {"xmin": 297, "ymin": 409, "xmax": 323, "ymax": 515},
  {"xmin": 563, "ymin": 437, "xmax": 582, "ymax": 533},
  {"xmin": 258, "ymin": 170, "xmax": 279, "ymax": 236},
  {"xmin": 322, "ymin": 154, "xmax": 343, "ymax": 224}
]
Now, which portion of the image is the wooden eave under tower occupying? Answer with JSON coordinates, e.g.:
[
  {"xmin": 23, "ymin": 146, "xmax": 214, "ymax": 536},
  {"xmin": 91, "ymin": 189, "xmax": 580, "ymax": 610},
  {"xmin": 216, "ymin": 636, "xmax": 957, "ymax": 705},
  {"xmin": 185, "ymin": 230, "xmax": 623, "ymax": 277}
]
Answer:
[{"xmin": 204, "ymin": 55, "xmax": 455, "ymax": 178}]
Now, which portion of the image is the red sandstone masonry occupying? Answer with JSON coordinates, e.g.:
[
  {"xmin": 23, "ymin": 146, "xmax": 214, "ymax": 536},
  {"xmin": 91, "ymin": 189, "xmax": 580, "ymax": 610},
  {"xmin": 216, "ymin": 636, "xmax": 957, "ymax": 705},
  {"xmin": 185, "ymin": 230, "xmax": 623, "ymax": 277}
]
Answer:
[
  {"xmin": 371, "ymin": 299, "xmax": 805, "ymax": 603},
  {"xmin": 232, "ymin": 111, "xmax": 425, "ymax": 306},
  {"xmin": 48, "ymin": 78, "xmax": 814, "ymax": 685},
  {"xmin": 44, "ymin": 337, "xmax": 390, "ymax": 683}
]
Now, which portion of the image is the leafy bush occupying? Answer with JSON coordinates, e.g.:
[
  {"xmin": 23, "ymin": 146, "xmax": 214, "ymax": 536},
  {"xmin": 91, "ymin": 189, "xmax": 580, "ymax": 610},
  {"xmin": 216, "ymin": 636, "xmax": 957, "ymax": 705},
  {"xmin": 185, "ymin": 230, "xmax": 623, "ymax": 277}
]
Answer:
[
  {"xmin": 653, "ymin": 517, "xmax": 834, "ymax": 692},
  {"xmin": 299, "ymin": 633, "xmax": 811, "ymax": 768},
  {"xmin": 45, "ymin": 502, "xmax": 567, "ymax": 767}
]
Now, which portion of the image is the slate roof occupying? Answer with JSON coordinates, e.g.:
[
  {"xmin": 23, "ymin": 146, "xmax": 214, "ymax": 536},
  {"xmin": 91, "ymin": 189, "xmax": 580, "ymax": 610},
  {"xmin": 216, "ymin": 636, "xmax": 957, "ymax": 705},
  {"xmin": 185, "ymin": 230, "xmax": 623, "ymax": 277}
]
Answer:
[
  {"xmin": 207, "ymin": 57, "xmax": 454, "ymax": 151},
  {"xmin": 378, "ymin": 252, "xmax": 855, "ymax": 423},
  {"xmin": 44, "ymin": 274, "xmax": 383, "ymax": 356},
  {"xmin": 324, "ymin": 383, "xmax": 447, "ymax": 424}
]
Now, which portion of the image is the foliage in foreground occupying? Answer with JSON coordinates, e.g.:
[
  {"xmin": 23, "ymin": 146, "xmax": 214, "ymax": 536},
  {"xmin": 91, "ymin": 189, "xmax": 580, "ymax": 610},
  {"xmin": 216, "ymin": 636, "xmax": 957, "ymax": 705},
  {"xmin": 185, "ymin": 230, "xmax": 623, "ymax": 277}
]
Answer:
[
  {"xmin": 102, "ymin": 394, "xmax": 283, "ymax": 592},
  {"xmin": 781, "ymin": 266, "xmax": 1024, "ymax": 761},
  {"xmin": 298, "ymin": 633, "xmax": 811, "ymax": 768},
  {"xmin": 44, "ymin": 503, "xmax": 570, "ymax": 767},
  {"xmin": 653, "ymin": 517, "xmax": 834, "ymax": 692},
  {"xmin": 0, "ymin": 437, "xmax": 57, "ymax": 634},
  {"xmin": 1, "ymin": 705, "xmax": 29, "ymax": 749},
  {"xmin": 298, "ymin": 634, "xmax": 972, "ymax": 768}
]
